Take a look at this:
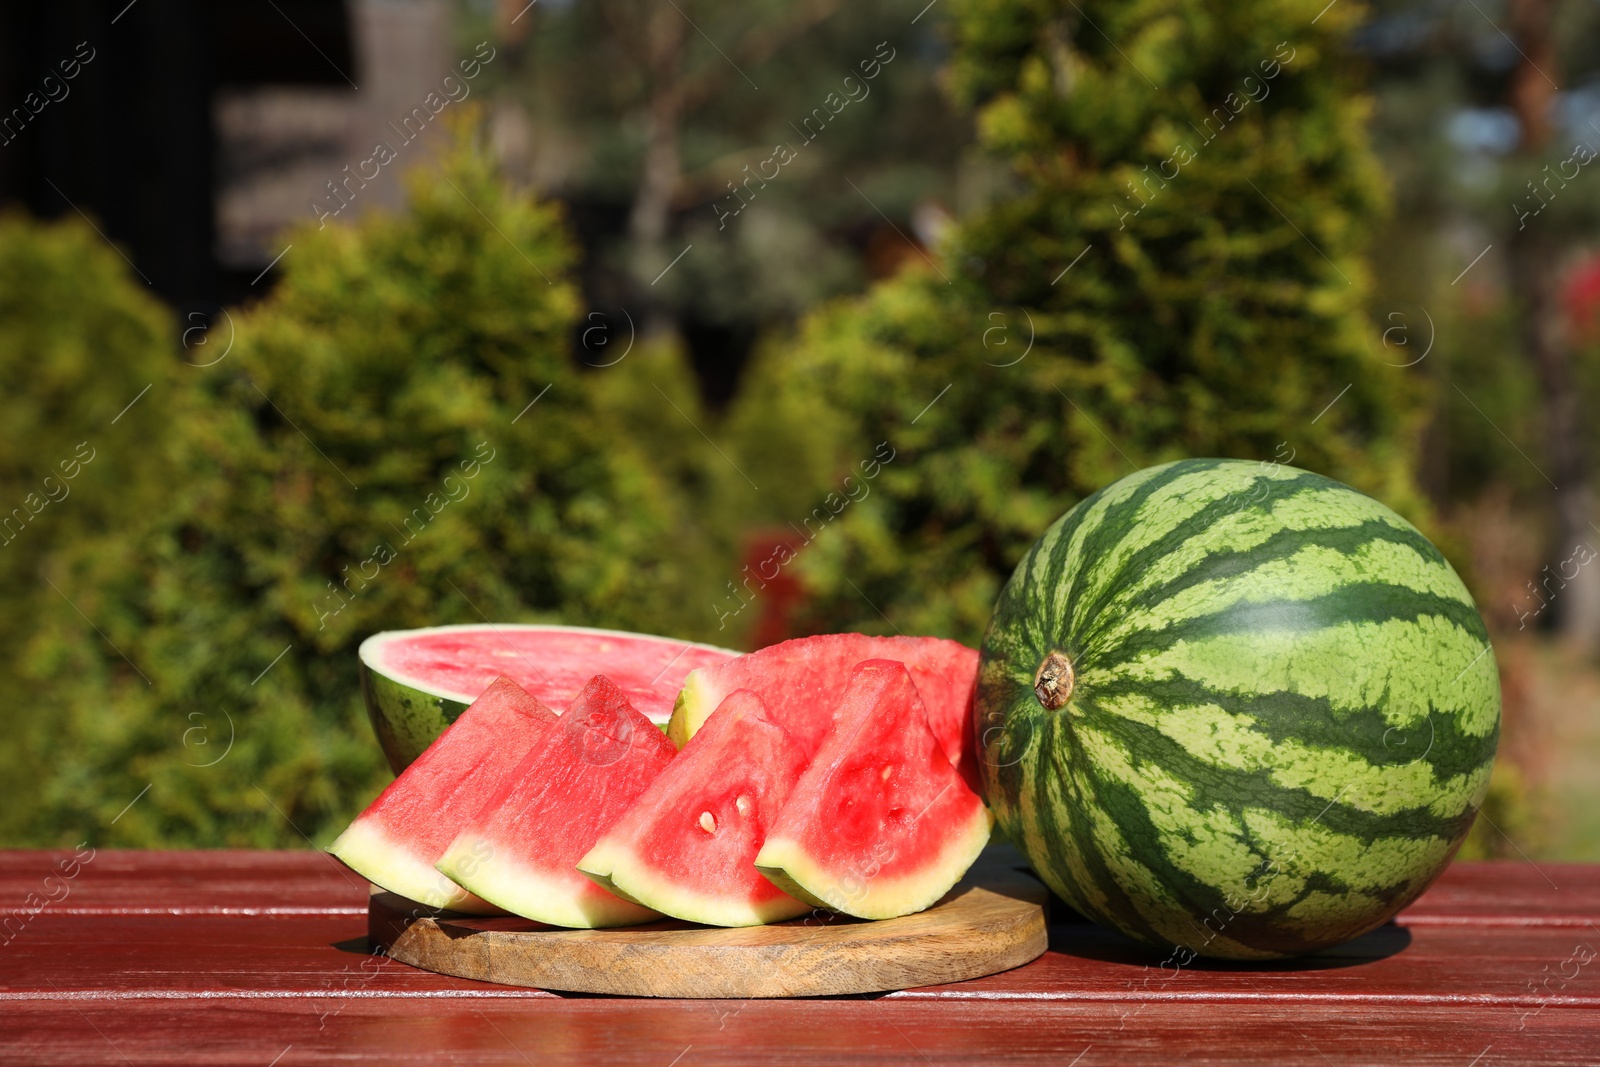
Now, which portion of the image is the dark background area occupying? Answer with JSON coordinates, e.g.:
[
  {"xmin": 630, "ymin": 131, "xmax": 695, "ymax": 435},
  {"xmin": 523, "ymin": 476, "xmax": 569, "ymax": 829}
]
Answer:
[{"xmin": 0, "ymin": 1, "xmax": 359, "ymax": 310}]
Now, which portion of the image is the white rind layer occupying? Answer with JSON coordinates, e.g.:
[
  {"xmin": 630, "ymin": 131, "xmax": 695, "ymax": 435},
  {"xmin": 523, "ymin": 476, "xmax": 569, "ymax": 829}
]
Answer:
[
  {"xmin": 754, "ymin": 804, "xmax": 994, "ymax": 921},
  {"xmin": 578, "ymin": 842, "xmax": 811, "ymax": 928},
  {"xmin": 327, "ymin": 818, "xmax": 501, "ymax": 915},
  {"xmin": 665, "ymin": 670, "xmax": 724, "ymax": 748},
  {"xmin": 438, "ymin": 833, "xmax": 661, "ymax": 929}
]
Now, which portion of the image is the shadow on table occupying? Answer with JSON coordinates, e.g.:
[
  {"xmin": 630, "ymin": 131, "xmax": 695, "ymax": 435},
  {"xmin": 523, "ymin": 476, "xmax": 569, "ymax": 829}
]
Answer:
[
  {"xmin": 1044, "ymin": 909, "xmax": 1412, "ymax": 971},
  {"xmin": 979, "ymin": 848, "xmax": 1414, "ymax": 970}
]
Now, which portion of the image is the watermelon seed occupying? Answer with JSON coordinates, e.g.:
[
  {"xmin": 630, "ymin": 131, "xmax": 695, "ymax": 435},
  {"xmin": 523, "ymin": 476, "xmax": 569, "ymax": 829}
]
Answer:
[
  {"xmin": 880, "ymin": 765, "xmax": 893, "ymax": 781},
  {"xmin": 699, "ymin": 811, "xmax": 716, "ymax": 834},
  {"xmin": 1034, "ymin": 651, "xmax": 1075, "ymax": 710},
  {"xmin": 735, "ymin": 795, "xmax": 752, "ymax": 816}
]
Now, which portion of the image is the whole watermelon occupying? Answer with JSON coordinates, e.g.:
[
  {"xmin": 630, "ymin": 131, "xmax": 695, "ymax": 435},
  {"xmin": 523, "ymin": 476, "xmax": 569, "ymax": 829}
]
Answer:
[{"xmin": 975, "ymin": 458, "xmax": 1499, "ymax": 959}]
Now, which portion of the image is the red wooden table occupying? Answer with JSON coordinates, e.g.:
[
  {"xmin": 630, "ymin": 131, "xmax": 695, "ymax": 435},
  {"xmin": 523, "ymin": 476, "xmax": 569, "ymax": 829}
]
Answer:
[{"xmin": 1, "ymin": 850, "xmax": 1596, "ymax": 1065}]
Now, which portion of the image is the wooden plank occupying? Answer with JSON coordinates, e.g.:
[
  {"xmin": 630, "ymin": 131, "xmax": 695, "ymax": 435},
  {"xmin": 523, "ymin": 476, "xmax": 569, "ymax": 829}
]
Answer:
[
  {"xmin": 4, "ymin": 850, "xmax": 1598, "ymax": 1066},
  {"xmin": 6, "ymin": 850, "xmax": 1596, "ymax": 923},
  {"xmin": 1, "ymin": 852, "xmax": 1596, "ymax": 1009},
  {"xmin": 0, "ymin": 913, "xmax": 513, "ymax": 997},
  {"xmin": 0, "ymin": 849, "xmax": 368, "ymax": 917},
  {"xmin": 915, "ymin": 914, "xmax": 1600, "ymax": 1008},
  {"xmin": 1399, "ymin": 861, "xmax": 1600, "ymax": 927},
  {"xmin": 3, "ymin": 910, "xmax": 1597, "ymax": 1009},
  {"xmin": 2, "ymin": 998, "xmax": 1594, "ymax": 1066}
]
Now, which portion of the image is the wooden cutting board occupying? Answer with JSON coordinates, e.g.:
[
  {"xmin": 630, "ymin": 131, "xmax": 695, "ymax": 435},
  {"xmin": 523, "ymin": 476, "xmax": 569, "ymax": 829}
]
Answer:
[{"xmin": 367, "ymin": 852, "xmax": 1048, "ymax": 998}]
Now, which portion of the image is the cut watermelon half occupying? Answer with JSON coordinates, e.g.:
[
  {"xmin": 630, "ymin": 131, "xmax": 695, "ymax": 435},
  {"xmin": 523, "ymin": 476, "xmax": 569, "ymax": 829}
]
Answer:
[
  {"xmin": 436, "ymin": 674, "xmax": 677, "ymax": 928},
  {"xmin": 578, "ymin": 689, "xmax": 811, "ymax": 927},
  {"xmin": 327, "ymin": 676, "xmax": 557, "ymax": 913},
  {"xmin": 667, "ymin": 633, "xmax": 980, "ymax": 785},
  {"xmin": 360, "ymin": 623, "xmax": 739, "ymax": 773},
  {"xmin": 755, "ymin": 659, "xmax": 993, "ymax": 921}
]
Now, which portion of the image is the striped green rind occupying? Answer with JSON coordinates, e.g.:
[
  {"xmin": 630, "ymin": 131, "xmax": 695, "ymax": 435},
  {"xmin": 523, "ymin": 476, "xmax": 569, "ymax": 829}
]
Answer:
[
  {"xmin": 359, "ymin": 663, "xmax": 469, "ymax": 776},
  {"xmin": 975, "ymin": 459, "xmax": 1499, "ymax": 960}
]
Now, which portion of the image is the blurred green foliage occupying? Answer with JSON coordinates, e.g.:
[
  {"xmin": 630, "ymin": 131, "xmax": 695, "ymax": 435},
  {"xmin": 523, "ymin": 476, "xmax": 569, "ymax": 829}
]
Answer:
[
  {"xmin": 4, "ymin": 125, "xmax": 726, "ymax": 848},
  {"xmin": 719, "ymin": 0, "xmax": 1427, "ymax": 646},
  {"xmin": 0, "ymin": 213, "xmax": 183, "ymax": 838},
  {"xmin": 1457, "ymin": 761, "xmax": 1531, "ymax": 862},
  {"xmin": 0, "ymin": 2, "xmax": 1452, "ymax": 850}
]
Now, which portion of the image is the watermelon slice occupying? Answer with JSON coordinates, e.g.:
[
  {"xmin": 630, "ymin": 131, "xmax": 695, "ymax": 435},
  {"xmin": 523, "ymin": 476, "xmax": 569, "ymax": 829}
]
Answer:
[
  {"xmin": 360, "ymin": 624, "xmax": 739, "ymax": 772},
  {"xmin": 327, "ymin": 676, "xmax": 557, "ymax": 913},
  {"xmin": 578, "ymin": 689, "xmax": 811, "ymax": 927},
  {"xmin": 667, "ymin": 633, "xmax": 980, "ymax": 784},
  {"xmin": 754, "ymin": 659, "xmax": 993, "ymax": 921},
  {"xmin": 436, "ymin": 674, "xmax": 677, "ymax": 928}
]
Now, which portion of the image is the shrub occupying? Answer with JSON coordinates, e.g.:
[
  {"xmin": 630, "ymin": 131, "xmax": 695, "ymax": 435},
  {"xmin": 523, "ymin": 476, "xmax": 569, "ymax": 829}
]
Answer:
[
  {"xmin": 722, "ymin": 0, "xmax": 1426, "ymax": 645},
  {"xmin": 12, "ymin": 126, "xmax": 720, "ymax": 847},
  {"xmin": 0, "ymin": 211, "xmax": 181, "ymax": 843}
]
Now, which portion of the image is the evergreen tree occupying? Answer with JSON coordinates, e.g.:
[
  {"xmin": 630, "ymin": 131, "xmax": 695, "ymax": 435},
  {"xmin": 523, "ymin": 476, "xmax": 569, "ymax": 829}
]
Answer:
[
  {"xmin": 0, "ymin": 213, "xmax": 181, "ymax": 837},
  {"xmin": 11, "ymin": 124, "xmax": 723, "ymax": 847},
  {"xmin": 722, "ymin": 0, "xmax": 1425, "ymax": 645}
]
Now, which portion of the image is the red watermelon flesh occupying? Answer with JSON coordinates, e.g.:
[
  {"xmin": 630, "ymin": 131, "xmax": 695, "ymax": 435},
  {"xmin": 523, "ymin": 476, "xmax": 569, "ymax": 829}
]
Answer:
[
  {"xmin": 327, "ymin": 676, "xmax": 557, "ymax": 913},
  {"xmin": 578, "ymin": 689, "xmax": 811, "ymax": 927},
  {"xmin": 362, "ymin": 624, "xmax": 739, "ymax": 723},
  {"xmin": 436, "ymin": 674, "xmax": 677, "ymax": 928},
  {"xmin": 754, "ymin": 659, "xmax": 993, "ymax": 921},
  {"xmin": 667, "ymin": 634, "xmax": 980, "ymax": 786}
]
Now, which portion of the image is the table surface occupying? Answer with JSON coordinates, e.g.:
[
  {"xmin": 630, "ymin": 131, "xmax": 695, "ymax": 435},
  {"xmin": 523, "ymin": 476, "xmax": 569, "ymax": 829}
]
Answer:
[{"xmin": 1, "ymin": 850, "xmax": 1596, "ymax": 1066}]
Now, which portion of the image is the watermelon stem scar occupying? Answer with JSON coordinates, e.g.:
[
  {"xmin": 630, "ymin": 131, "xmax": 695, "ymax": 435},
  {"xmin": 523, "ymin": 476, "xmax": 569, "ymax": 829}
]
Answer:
[{"xmin": 1033, "ymin": 651, "xmax": 1074, "ymax": 710}]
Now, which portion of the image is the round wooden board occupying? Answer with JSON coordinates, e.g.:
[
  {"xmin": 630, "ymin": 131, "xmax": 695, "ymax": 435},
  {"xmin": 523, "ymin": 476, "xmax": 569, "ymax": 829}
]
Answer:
[{"xmin": 368, "ymin": 861, "xmax": 1048, "ymax": 998}]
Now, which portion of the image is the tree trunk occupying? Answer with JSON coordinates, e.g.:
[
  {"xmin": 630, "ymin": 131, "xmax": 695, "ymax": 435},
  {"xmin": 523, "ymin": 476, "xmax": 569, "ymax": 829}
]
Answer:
[
  {"xmin": 1507, "ymin": 229, "xmax": 1600, "ymax": 640},
  {"xmin": 628, "ymin": 8, "xmax": 686, "ymax": 314},
  {"xmin": 1506, "ymin": 0, "xmax": 1600, "ymax": 645},
  {"xmin": 630, "ymin": 85, "xmax": 683, "ymax": 250}
]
